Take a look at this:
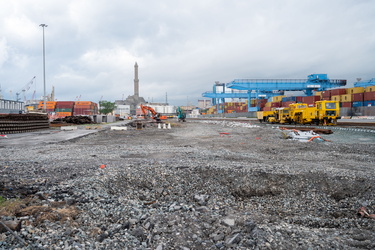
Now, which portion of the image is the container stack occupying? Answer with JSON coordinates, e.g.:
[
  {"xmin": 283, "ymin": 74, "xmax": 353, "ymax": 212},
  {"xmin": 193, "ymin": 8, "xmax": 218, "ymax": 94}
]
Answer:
[
  {"xmin": 55, "ymin": 101, "xmax": 75, "ymax": 117},
  {"xmin": 257, "ymin": 99, "xmax": 268, "ymax": 110},
  {"xmin": 302, "ymin": 96, "xmax": 321, "ymax": 106},
  {"xmin": 364, "ymin": 89, "xmax": 375, "ymax": 106},
  {"xmin": 254, "ymin": 84, "xmax": 375, "ymax": 112},
  {"xmin": 73, "ymin": 101, "xmax": 98, "ymax": 115},
  {"xmin": 38, "ymin": 101, "xmax": 56, "ymax": 112},
  {"xmin": 224, "ymin": 102, "xmax": 248, "ymax": 113}
]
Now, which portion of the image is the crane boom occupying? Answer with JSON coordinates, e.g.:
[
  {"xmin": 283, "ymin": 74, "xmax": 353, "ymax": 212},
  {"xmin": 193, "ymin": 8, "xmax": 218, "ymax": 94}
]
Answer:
[{"xmin": 16, "ymin": 76, "xmax": 36, "ymax": 101}]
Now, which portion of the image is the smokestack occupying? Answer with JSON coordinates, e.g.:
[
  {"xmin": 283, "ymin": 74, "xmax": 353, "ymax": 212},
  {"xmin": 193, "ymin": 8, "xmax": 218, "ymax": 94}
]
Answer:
[{"xmin": 134, "ymin": 62, "xmax": 139, "ymax": 97}]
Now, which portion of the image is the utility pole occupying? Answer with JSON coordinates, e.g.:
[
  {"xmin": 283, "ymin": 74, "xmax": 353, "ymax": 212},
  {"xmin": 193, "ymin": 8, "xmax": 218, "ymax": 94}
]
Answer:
[{"xmin": 39, "ymin": 24, "xmax": 48, "ymax": 111}]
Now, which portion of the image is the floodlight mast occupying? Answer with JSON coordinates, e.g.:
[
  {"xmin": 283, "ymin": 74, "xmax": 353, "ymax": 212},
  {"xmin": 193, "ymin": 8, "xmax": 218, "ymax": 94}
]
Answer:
[{"xmin": 39, "ymin": 24, "xmax": 48, "ymax": 111}]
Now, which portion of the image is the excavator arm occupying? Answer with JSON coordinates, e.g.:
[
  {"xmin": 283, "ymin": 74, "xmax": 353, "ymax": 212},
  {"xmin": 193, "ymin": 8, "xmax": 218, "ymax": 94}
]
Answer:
[
  {"xmin": 140, "ymin": 104, "xmax": 159, "ymax": 119},
  {"xmin": 140, "ymin": 104, "xmax": 168, "ymax": 121}
]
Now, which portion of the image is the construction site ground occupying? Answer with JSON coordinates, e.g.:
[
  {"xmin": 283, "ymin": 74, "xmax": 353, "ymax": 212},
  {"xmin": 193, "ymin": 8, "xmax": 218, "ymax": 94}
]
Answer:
[{"xmin": 0, "ymin": 119, "xmax": 374, "ymax": 249}]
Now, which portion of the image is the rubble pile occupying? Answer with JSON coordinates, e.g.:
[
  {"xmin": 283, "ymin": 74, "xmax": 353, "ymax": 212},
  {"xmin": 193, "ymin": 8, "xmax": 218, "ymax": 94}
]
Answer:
[
  {"xmin": 0, "ymin": 121, "xmax": 374, "ymax": 249},
  {"xmin": 51, "ymin": 116, "xmax": 95, "ymax": 125}
]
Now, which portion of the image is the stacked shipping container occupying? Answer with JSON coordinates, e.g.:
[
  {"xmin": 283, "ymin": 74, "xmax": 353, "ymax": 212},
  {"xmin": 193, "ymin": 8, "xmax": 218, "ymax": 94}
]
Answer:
[
  {"xmin": 255, "ymin": 84, "xmax": 375, "ymax": 112},
  {"xmin": 37, "ymin": 101, "xmax": 99, "ymax": 117},
  {"xmin": 55, "ymin": 101, "xmax": 74, "ymax": 117},
  {"xmin": 38, "ymin": 101, "xmax": 56, "ymax": 113},
  {"xmin": 73, "ymin": 101, "xmax": 98, "ymax": 115}
]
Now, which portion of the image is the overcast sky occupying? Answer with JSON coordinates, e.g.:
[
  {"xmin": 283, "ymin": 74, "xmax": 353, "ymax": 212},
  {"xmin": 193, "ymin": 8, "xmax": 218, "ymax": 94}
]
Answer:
[{"xmin": 0, "ymin": 0, "xmax": 374, "ymax": 106}]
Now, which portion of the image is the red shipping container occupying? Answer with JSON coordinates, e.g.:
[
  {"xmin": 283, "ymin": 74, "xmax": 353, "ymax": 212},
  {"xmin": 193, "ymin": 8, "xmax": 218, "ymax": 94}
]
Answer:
[
  {"xmin": 331, "ymin": 88, "xmax": 347, "ymax": 96},
  {"xmin": 56, "ymin": 102, "xmax": 74, "ymax": 108},
  {"xmin": 352, "ymin": 93, "xmax": 364, "ymax": 102},
  {"xmin": 341, "ymin": 102, "xmax": 352, "ymax": 108},
  {"xmin": 257, "ymin": 99, "xmax": 268, "ymax": 104},
  {"xmin": 296, "ymin": 96, "xmax": 303, "ymax": 103},
  {"xmin": 364, "ymin": 91, "xmax": 375, "ymax": 101},
  {"xmin": 321, "ymin": 90, "xmax": 331, "ymax": 98},
  {"xmin": 262, "ymin": 107, "xmax": 272, "ymax": 111},
  {"xmin": 258, "ymin": 103, "xmax": 265, "ymax": 108},
  {"xmin": 302, "ymin": 96, "xmax": 321, "ymax": 104},
  {"xmin": 282, "ymin": 101, "xmax": 295, "ymax": 107},
  {"xmin": 271, "ymin": 102, "xmax": 281, "ymax": 107}
]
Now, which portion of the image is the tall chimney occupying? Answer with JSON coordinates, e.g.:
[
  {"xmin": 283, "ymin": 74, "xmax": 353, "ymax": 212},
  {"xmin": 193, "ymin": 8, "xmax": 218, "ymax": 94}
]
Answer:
[{"xmin": 134, "ymin": 62, "xmax": 139, "ymax": 97}]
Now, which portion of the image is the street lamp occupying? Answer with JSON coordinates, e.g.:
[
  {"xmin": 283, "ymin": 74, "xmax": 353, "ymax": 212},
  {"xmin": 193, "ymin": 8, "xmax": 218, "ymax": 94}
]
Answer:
[{"xmin": 39, "ymin": 24, "xmax": 48, "ymax": 111}]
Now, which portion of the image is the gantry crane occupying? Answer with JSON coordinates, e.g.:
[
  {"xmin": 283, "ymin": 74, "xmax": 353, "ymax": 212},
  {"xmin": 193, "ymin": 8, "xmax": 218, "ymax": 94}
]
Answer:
[
  {"xmin": 354, "ymin": 78, "xmax": 375, "ymax": 88},
  {"xmin": 202, "ymin": 74, "xmax": 346, "ymax": 111}
]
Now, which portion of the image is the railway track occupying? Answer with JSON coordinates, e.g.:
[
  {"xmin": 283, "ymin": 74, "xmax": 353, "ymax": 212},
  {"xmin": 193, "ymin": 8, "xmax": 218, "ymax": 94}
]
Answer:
[
  {"xmin": 191, "ymin": 117, "xmax": 375, "ymax": 130},
  {"xmin": 0, "ymin": 114, "xmax": 49, "ymax": 134}
]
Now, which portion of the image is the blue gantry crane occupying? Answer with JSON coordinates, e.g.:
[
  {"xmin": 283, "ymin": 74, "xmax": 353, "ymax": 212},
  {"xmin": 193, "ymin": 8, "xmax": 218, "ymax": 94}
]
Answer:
[
  {"xmin": 354, "ymin": 78, "xmax": 375, "ymax": 88},
  {"xmin": 202, "ymin": 74, "xmax": 346, "ymax": 112}
]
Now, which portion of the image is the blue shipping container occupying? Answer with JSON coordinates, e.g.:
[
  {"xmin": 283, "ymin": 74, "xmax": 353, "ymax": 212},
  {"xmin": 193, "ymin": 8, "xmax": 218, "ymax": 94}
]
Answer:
[
  {"xmin": 352, "ymin": 101, "xmax": 364, "ymax": 107},
  {"xmin": 364, "ymin": 101, "xmax": 375, "ymax": 107}
]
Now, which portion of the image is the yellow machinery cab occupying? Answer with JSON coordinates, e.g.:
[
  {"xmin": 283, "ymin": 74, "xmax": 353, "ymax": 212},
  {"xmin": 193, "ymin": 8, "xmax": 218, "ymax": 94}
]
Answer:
[
  {"xmin": 315, "ymin": 101, "xmax": 340, "ymax": 125},
  {"xmin": 257, "ymin": 110, "xmax": 277, "ymax": 123},
  {"xmin": 275, "ymin": 107, "xmax": 290, "ymax": 124},
  {"xmin": 288, "ymin": 103, "xmax": 315, "ymax": 124}
]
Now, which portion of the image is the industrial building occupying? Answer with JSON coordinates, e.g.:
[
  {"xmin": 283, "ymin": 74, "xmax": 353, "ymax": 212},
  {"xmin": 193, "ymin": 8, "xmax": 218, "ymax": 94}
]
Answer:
[{"xmin": 0, "ymin": 99, "xmax": 24, "ymax": 114}]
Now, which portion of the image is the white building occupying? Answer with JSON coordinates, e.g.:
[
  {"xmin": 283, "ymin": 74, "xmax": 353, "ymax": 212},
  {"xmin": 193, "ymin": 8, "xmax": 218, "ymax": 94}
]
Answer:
[{"xmin": 114, "ymin": 104, "xmax": 131, "ymax": 118}]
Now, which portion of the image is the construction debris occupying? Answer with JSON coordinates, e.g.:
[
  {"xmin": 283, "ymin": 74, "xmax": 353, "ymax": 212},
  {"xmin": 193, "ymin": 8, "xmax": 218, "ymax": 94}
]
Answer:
[
  {"xmin": 51, "ymin": 115, "xmax": 95, "ymax": 125},
  {"xmin": 280, "ymin": 126, "xmax": 333, "ymax": 134},
  {"xmin": 280, "ymin": 128, "xmax": 331, "ymax": 142}
]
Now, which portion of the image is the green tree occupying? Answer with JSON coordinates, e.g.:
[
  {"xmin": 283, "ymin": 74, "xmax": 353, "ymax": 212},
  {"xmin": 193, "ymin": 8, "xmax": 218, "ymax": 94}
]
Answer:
[{"xmin": 99, "ymin": 101, "xmax": 116, "ymax": 115}]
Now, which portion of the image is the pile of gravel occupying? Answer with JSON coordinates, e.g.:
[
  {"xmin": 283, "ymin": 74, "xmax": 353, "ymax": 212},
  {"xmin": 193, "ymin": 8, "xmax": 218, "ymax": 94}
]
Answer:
[{"xmin": 0, "ymin": 120, "xmax": 374, "ymax": 249}]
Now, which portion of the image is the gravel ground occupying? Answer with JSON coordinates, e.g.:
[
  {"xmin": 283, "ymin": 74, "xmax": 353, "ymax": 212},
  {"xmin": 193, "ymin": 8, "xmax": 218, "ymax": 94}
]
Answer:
[{"xmin": 0, "ymin": 120, "xmax": 374, "ymax": 249}]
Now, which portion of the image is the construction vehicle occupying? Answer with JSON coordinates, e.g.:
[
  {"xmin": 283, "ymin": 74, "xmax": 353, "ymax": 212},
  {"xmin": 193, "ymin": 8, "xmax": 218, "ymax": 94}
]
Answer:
[
  {"xmin": 257, "ymin": 100, "xmax": 340, "ymax": 125},
  {"xmin": 288, "ymin": 103, "xmax": 315, "ymax": 125},
  {"xmin": 140, "ymin": 104, "xmax": 167, "ymax": 122},
  {"xmin": 257, "ymin": 110, "xmax": 276, "ymax": 123},
  {"xmin": 176, "ymin": 106, "xmax": 186, "ymax": 122},
  {"xmin": 314, "ymin": 100, "xmax": 340, "ymax": 125}
]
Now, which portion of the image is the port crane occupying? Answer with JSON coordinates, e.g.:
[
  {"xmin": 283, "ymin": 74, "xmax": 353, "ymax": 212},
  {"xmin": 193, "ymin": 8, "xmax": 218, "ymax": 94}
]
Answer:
[
  {"xmin": 354, "ymin": 78, "xmax": 375, "ymax": 88},
  {"xmin": 15, "ymin": 76, "xmax": 36, "ymax": 102},
  {"xmin": 202, "ymin": 74, "xmax": 346, "ymax": 112}
]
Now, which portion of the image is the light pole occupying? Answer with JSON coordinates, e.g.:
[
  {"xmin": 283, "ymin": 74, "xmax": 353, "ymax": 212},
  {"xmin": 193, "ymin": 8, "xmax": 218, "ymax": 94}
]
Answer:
[{"xmin": 39, "ymin": 24, "xmax": 48, "ymax": 111}]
